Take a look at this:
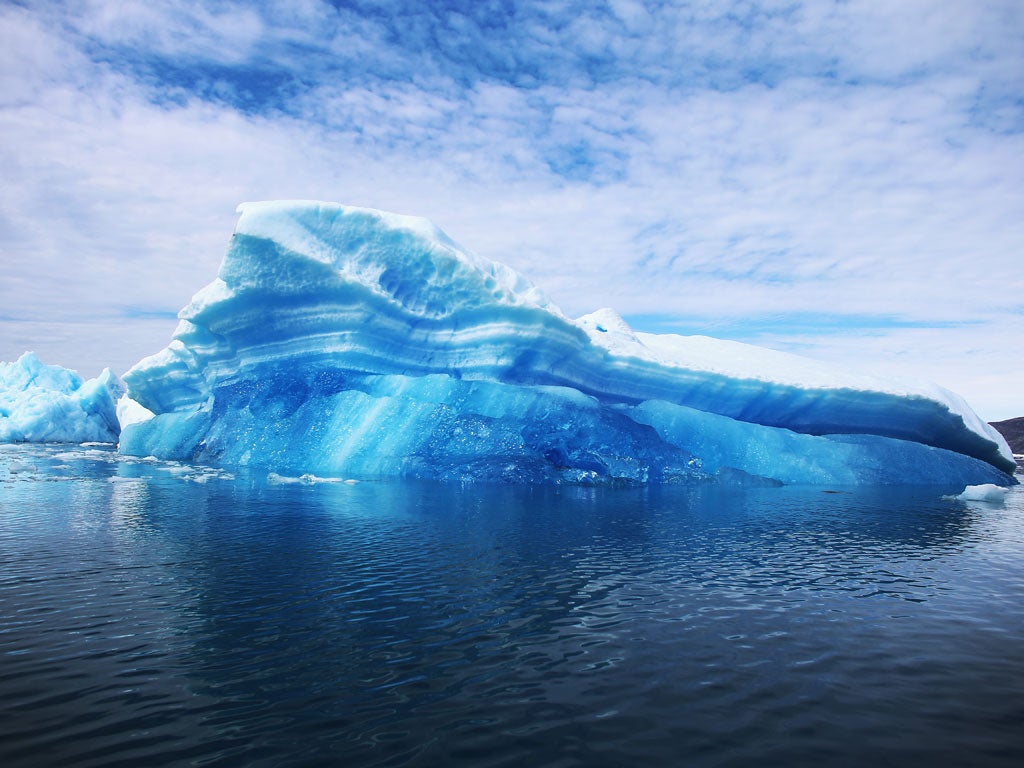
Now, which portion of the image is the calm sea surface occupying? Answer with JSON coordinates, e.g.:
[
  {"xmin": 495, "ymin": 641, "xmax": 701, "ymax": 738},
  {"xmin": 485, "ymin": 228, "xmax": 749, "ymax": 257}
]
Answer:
[{"xmin": 2, "ymin": 443, "xmax": 1022, "ymax": 767}]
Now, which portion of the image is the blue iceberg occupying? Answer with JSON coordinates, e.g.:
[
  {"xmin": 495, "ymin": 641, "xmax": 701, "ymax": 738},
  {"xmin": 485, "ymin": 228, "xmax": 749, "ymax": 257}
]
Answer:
[
  {"xmin": 0, "ymin": 352, "xmax": 124, "ymax": 443},
  {"xmin": 119, "ymin": 201, "xmax": 1015, "ymax": 486}
]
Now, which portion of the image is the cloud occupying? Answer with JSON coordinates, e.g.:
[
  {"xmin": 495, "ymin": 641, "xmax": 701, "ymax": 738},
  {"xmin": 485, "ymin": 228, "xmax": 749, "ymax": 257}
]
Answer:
[{"xmin": 1, "ymin": 0, "xmax": 1022, "ymax": 419}]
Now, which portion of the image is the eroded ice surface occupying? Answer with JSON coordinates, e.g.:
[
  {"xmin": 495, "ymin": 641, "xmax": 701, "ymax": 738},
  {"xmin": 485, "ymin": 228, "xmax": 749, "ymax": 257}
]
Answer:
[
  {"xmin": 0, "ymin": 352, "xmax": 124, "ymax": 443},
  {"xmin": 119, "ymin": 201, "xmax": 1015, "ymax": 485}
]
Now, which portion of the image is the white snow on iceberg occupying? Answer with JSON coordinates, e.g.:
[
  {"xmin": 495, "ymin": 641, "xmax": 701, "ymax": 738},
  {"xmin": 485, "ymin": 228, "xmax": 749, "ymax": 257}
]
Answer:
[
  {"xmin": 0, "ymin": 352, "xmax": 124, "ymax": 443},
  {"xmin": 119, "ymin": 200, "xmax": 1015, "ymax": 486}
]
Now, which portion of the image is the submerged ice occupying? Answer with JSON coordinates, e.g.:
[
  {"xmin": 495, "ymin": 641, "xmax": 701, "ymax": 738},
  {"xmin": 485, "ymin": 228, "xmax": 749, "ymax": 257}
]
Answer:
[
  {"xmin": 118, "ymin": 200, "xmax": 1015, "ymax": 486},
  {"xmin": 0, "ymin": 352, "xmax": 124, "ymax": 443}
]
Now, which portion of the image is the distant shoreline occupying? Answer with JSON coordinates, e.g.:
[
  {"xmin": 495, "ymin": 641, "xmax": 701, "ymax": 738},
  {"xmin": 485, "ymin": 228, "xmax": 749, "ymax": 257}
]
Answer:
[{"xmin": 990, "ymin": 417, "xmax": 1024, "ymax": 458}]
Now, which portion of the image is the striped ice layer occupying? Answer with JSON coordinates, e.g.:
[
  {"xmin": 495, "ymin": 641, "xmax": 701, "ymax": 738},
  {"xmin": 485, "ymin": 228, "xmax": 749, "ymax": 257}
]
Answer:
[{"xmin": 120, "ymin": 201, "xmax": 1015, "ymax": 486}]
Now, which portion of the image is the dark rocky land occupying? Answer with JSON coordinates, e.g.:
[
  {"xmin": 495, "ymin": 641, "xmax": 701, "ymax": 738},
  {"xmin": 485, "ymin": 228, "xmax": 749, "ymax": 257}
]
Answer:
[{"xmin": 990, "ymin": 417, "xmax": 1024, "ymax": 456}]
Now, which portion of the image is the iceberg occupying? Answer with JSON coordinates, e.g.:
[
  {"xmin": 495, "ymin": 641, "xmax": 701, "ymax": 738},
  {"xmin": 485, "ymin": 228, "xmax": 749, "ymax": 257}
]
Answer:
[
  {"xmin": 119, "ymin": 200, "xmax": 1015, "ymax": 486},
  {"xmin": 0, "ymin": 352, "xmax": 124, "ymax": 443},
  {"xmin": 956, "ymin": 484, "xmax": 1009, "ymax": 503}
]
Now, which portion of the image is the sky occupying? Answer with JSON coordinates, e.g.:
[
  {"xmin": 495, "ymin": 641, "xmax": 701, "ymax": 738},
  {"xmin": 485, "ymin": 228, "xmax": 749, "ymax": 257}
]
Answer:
[{"xmin": 1, "ymin": 0, "xmax": 1022, "ymax": 420}]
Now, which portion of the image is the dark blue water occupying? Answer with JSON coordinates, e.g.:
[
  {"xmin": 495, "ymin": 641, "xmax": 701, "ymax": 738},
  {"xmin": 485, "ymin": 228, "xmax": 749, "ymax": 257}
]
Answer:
[{"xmin": 2, "ymin": 444, "xmax": 1022, "ymax": 767}]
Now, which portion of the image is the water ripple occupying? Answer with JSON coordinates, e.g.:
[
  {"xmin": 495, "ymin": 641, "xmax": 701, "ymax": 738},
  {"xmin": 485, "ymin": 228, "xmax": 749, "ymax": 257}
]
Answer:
[{"xmin": 1, "ymin": 445, "xmax": 1023, "ymax": 766}]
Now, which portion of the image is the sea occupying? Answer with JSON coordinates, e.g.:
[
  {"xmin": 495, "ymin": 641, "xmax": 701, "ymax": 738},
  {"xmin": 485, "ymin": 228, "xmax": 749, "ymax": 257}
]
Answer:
[{"xmin": 2, "ymin": 443, "xmax": 1022, "ymax": 768}]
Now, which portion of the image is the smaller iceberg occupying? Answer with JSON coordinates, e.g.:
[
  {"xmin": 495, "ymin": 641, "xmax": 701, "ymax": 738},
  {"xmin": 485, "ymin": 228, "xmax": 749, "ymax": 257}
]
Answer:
[
  {"xmin": 0, "ymin": 352, "xmax": 124, "ymax": 443},
  {"xmin": 956, "ymin": 484, "xmax": 1009, "ymax": 503}
]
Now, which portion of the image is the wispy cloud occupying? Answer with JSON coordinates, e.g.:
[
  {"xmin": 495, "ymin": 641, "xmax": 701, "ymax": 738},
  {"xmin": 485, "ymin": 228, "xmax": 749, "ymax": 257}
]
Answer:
[{"xmin": 1, "ymin": 0, "xmax": 1022, "ymax": 418}]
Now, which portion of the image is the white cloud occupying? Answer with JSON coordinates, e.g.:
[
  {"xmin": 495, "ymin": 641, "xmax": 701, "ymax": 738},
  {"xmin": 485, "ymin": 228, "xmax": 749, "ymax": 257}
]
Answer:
[
  {"xmin": 0, "ymin": 0, "xmax": 1021, "ymax": 420},
  {"xmin": 75, "ymin": 0, "xmax": 269, "ymax": 64}
]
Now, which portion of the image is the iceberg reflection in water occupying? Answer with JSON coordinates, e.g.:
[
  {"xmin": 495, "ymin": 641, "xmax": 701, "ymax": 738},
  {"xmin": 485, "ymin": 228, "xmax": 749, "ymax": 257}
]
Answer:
[{"xmin": 1, "ymin": 444, "xmax": 1023, "ymax": 767}]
